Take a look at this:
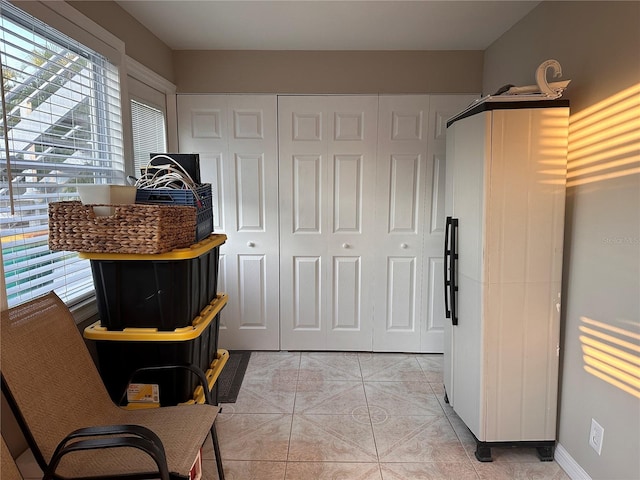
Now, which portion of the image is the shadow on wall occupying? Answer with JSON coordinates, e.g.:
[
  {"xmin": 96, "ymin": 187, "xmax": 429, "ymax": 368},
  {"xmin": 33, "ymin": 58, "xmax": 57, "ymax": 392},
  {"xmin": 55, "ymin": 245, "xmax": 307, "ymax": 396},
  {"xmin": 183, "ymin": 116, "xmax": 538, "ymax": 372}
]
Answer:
[{"xmin": 568, "ymin": 83, "xmax": 640, "ymax": 401}]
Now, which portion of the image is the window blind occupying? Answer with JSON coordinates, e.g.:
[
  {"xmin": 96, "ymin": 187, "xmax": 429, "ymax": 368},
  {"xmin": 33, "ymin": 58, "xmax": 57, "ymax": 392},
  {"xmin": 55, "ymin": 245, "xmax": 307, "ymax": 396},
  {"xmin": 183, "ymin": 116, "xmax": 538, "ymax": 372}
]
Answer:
[
  {"xmin": 1, "ymin": 1, "xmax": 124, "ymax": 307},
  {"xmin": 131, "ymin": 98, "xmax": 166, "ymax": 174}
]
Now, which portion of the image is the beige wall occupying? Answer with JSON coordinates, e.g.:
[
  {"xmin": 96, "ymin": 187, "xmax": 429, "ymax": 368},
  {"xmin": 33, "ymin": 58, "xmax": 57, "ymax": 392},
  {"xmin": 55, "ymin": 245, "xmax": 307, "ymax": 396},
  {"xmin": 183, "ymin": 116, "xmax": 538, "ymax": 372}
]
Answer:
[
  {"xmin": 483, "ymin": 1, "xmax": 639, "ymax": 113},
  {"xmin": 173, "ymin": 50, "xmax": 483, "ymax": 94},
  {"xmin": 68, "ymin": 1, "xmax": 174, "ymax": 83},
  {"xmin": 484, "ymin": 2, "xmax": 639, "ymax": 479}
]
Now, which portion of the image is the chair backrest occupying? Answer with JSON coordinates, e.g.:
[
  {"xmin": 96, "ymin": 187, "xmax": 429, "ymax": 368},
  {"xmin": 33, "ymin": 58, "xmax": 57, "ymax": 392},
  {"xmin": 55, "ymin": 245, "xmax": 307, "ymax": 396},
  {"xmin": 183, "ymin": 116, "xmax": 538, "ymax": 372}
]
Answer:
[
  {"xmin": 1, "ymin": 292, "xmax": 120, "ymax": 465},
  {"xmin": 1, "ymin": 436, "xmax": 24, "ymax": 480}
]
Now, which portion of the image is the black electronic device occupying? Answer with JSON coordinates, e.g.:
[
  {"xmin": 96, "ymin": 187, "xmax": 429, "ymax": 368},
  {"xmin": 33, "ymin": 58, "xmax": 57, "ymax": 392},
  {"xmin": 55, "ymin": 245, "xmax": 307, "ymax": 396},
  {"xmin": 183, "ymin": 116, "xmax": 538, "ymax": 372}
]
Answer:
[{"xmin": 148, "ymin": 153, "xmax": 201, "ymax": 184}]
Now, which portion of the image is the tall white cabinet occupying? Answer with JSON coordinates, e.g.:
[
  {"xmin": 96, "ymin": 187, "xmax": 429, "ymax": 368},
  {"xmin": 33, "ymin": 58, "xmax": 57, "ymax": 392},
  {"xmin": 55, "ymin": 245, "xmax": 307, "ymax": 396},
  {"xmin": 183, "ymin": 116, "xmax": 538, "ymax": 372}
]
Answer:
[{"xmin": 443, "ymin": 100, "xmax": 569, "ymax": 461}]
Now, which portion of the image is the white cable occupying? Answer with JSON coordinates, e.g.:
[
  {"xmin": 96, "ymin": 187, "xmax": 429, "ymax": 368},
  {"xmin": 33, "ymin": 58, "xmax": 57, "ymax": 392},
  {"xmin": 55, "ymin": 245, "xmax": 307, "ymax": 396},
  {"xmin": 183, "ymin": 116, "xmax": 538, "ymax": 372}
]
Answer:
[
  {"xmin": 147, "ymin": 154, "xmax": 196, "ymax": 183},
  {"xmin": 135, "ymin": 154, "xmax": 203, "ymax": 207}
]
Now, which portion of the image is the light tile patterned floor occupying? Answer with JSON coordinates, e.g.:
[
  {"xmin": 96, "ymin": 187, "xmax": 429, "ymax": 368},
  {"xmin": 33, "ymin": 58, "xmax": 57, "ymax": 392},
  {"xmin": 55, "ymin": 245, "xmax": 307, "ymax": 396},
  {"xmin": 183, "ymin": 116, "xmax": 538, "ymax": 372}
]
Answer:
[
  {"xmin": 204, "ymin": 351, "xmax": 571, "ymax": 480},
  {"xmin": 15, "ymin": 351, "xmax": 570, "ymax": 480}
]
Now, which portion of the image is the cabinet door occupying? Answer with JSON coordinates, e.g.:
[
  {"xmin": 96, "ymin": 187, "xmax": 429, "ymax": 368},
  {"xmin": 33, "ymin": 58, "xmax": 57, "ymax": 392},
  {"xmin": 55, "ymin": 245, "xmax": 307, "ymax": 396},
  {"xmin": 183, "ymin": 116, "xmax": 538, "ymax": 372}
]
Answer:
[
  {"xmin": 279, "ymin": 95, "xmax": 378, "ymax": 350},
  {"xmin": 177, "ymin": 94, "xmax": 280, "ymax": 350},
  {"xmin": 443, "ymin": 109, "xmax": 487, "ymax": 428},
  {"xmin": 451, "ymin": 112, "xmax": 489, "ymax": 283}
]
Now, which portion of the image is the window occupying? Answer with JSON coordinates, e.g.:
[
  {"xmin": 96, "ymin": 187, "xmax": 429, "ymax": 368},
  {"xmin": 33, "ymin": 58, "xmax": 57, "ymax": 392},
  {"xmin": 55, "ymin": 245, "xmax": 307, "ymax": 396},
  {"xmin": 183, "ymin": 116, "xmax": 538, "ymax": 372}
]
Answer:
[
  {"xmin": 126, "ymin": 59, "xmax": 176, "ymax": 177},
  {"xmin": 131, "ymin": 98, "xmax": 166, "ymax": 174},
  {"xmin": 1, "ymin": 1, "xmax": 124, "ymax": 307}
]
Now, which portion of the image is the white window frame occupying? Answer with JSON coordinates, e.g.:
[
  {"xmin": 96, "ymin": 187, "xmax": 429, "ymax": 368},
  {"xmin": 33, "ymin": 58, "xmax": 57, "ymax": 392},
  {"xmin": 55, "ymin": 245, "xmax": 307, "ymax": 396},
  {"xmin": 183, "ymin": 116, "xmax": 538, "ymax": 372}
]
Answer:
[{"xmin": 125, "ymin": 55, "xmax": 177, "ymax": 176}]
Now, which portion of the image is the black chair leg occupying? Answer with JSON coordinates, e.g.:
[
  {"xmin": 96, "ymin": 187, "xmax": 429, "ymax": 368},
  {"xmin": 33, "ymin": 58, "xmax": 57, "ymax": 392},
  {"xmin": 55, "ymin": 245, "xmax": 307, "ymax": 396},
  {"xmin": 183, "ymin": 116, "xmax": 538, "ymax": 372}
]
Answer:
[{"xmin": 211, "ymin": 422, "xmax": 224, "ymax": 480}]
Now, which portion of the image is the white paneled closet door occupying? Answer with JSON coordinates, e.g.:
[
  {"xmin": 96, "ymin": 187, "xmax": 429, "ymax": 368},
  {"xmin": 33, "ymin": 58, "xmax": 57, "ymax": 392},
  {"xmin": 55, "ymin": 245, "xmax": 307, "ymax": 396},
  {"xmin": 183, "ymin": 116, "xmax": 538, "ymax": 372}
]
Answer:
[
  {"xmin": 279, "ymin": 96, "xmax": 378, "ymax": 351},
  {"xmin": 373, "ymin": 95, "xmax": 430, "ymax": 352},
  {"xmin": 373, "ymin": 94, "xmax": 478, "ymax": 352},
  {"xmin": 421, "ymin": 94, "xmax": 480, "ymax": 352},
  {"xmin": 177, "ymin": 95, "xmax": 279, "ymax": 350}
]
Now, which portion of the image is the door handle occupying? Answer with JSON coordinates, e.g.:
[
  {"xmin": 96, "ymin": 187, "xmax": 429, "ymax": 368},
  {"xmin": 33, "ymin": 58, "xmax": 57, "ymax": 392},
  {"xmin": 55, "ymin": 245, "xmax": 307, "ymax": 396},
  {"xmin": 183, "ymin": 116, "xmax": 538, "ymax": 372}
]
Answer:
[
  {"xmin": 342, "ymin": 243, "xmax": 351, "ymax": 249},
  {"xmin": 444, "ymin": 216, "xmax": 452, "ymax": 319},
  {"xmin": 450, "ymin": 218, "xmax": 459, "ymax": 326},
  {"xmin": 400, "ymin": 243, "xmax": 408, "ymax": 249},
  {"xmin": 247, "ymin": 241, "xmax": 255, "ymax": 248}
]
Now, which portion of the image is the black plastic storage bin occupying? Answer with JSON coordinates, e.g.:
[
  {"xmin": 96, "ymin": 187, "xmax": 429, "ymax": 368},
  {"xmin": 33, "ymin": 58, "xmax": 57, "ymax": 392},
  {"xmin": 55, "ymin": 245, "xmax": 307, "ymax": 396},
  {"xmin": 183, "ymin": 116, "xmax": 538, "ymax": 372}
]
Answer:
[
  {"xmin": 136, "ymin": 184, "xmax": 213, "ymax": 242},
  {"xmin": 81, "ymin": 234, "xmax": 225, "ymax": 331},
  {"xmin": 84, "ymin": 294, "xmax": 227, "ymax": 406}
]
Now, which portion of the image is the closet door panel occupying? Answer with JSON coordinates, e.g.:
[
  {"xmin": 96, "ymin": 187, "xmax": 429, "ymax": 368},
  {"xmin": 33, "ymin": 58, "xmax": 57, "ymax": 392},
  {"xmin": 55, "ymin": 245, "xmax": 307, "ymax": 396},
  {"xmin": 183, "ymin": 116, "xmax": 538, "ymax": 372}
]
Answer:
[
  {"xmin": 422, "ymin": 94, "xmax": 480, "ymax": 352},
  {"xmin": 237, "ymin": 254, "xmax": 267, "ymax": 328},
  {"xmin": 325, "ymin": 98, "xmax": 378, "ymax": 351},
  {"xmin": 293, "ymin": 154, "xmax": 322, "ymax": 233},
  {"xmin": 386, "ymin": 256, "xmax": 417, "ymax": 331},
  {"xmin": 333, "ymin": 154, "xmax": 362, "ymax": 233},
  {"xmin": 199, "ymin": 152, "xmax": 224, "ymax": 231},
  {"xmin": 178, "ymin": 93, "xmax": 478, "ymax": 353},
  {"xmin": 235, "ymin": 153, "xmax": 265, "ymax": 231},
  {"xmin": 279, "ymin": 97, "xmax": 328, "ymax": 350},
  {"xmin": 388, "ymin": 154, "xmax": 421, "ymax": 232},
  {"xmin": 373, "ymin": 95, "xmax": 429, "ymax": 352},
  {"xmin": 333, "ymin": 256, "xmax": 361, "ymax": 330},
  {"xmin": 279, "ymin": 95, "xmax": 377, "ymax": 351},
  {"xmin": 178, "ymin": 97, "xmax": 228, "ymax": 233},
  {"xmin": 293, "ymin": 256, "xmax": 322, "ymax": 330},
  {"xmin": 226, "ymin": 95, "xmax": 279, "ymax": 349},
  {"xmin": 177, "ymin": 94, "xmax": 279, "ymax": 350}
]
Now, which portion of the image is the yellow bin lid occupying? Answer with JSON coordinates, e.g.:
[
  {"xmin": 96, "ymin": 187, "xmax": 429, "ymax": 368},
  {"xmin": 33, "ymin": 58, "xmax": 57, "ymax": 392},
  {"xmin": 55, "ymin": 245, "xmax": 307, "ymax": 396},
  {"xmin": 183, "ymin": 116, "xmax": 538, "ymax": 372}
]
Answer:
[{"xmin": 84, "ymin": 293, "xmax": 228, "ymax": 341}]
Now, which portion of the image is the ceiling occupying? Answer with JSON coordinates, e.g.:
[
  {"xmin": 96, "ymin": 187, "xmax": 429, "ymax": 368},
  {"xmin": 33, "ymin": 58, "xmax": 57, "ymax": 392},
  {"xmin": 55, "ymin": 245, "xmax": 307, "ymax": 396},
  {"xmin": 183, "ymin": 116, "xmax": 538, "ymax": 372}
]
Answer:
[{"xmin": 115, "ymin": 1, "xmax": 540, "ymax": 51}]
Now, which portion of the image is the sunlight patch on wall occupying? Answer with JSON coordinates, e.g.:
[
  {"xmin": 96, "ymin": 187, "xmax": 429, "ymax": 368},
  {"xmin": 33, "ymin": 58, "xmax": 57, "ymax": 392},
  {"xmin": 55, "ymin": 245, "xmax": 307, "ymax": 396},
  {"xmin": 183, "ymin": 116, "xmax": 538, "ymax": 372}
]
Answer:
[
  {"xmin": 567, "ymin": 83, "xmax": 640, "ymax": 187},
  {"xmin": 580, "ymin": 316, "xmax": 640, "ymax": 399},
  {"xmin": 537, "ymin": 108, "xmax": 570, "ymax": 185}
]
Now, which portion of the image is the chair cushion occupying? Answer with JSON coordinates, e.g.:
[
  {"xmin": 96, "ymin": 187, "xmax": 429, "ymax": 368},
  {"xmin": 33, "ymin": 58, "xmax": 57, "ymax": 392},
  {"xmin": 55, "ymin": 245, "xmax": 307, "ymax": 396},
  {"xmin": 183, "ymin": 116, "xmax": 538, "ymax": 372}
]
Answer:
[{"xmin": 52, "ymin": 405, "xmax": 218, "ymax": 478}]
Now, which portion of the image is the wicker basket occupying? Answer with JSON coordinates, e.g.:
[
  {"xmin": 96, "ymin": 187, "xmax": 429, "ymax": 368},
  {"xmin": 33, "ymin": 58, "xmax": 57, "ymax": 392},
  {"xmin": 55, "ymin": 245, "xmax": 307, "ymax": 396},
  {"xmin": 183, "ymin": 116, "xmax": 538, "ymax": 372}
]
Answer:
[{"xmin": 48, "ymin": 201, "xmax": 196, "ymax": 254}]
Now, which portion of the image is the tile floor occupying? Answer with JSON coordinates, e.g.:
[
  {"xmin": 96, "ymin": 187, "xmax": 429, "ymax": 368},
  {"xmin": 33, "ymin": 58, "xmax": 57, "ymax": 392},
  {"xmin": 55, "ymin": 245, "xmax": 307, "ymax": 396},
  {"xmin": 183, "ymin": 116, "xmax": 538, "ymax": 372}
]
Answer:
[{"xmin": 201, "ymin": 351, "xmax": 570, "ymax": 480}]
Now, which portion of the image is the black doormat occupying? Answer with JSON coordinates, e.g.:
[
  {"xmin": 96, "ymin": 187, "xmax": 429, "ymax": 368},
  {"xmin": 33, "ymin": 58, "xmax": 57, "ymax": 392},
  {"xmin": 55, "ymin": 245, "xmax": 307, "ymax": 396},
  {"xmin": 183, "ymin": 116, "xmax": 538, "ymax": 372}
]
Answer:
[{"xmin": 217, "ymin": 351, "xmax": 251, "ymax": 403}]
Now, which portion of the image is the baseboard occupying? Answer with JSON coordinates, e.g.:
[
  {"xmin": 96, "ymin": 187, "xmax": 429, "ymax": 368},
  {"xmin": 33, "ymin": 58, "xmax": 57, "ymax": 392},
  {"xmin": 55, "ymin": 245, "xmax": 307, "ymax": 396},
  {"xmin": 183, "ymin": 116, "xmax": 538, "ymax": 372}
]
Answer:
[{"xmin": 555, "ymin": 443, "xmax": 592, "ymax": 480}]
